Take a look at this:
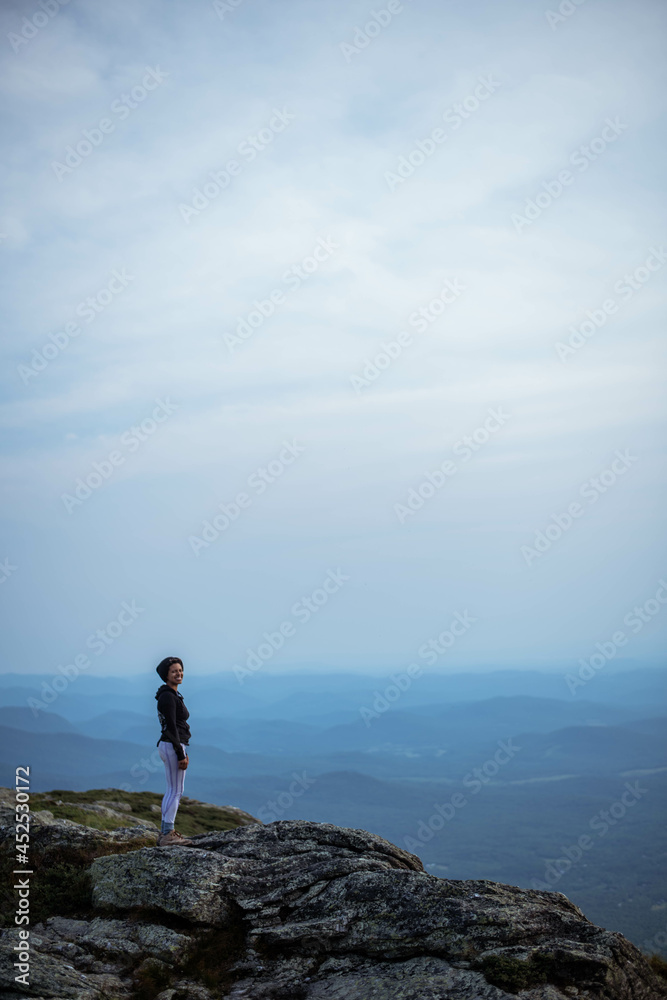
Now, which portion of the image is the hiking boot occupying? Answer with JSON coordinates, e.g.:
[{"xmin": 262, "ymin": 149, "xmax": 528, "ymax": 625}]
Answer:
[{"xmin": 158, "ymin": 830, "xmax": 194, "ymax": 847}]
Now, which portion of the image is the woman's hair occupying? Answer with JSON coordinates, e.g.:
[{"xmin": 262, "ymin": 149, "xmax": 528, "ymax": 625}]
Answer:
[{"xmin": 156, "ymin": 656, "xmax": 184, "ymax": 682}]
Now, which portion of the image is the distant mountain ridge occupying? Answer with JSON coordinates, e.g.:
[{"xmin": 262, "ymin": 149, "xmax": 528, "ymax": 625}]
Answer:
[
  {"xmin": 3, "ymin": 691, "xmax": 664, "ymax": 758},
  {"xmin": 2, "ymin": 665, "xmax": 665, "ymax": 724}
]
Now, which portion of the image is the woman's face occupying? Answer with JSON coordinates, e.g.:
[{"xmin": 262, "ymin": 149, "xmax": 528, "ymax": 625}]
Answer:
[{"xmin": 167, "ymin": 661, "xmax": 183, "ymax": 685}]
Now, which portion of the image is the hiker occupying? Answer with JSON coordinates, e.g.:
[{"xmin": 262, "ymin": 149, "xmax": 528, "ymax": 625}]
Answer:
[{"xmin": 155, "ymin": 656, "xmax": 194, "ymax": 847}]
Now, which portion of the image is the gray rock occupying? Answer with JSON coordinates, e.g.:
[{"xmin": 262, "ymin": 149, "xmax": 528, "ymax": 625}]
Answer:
[
  {"xmin": 0, "ymin": 935, "xmax": 129, "ymax": 998},
  {"xmin": 155, "ymin": 984, "xmax": 215, "ymax": 1000},
  {"xmin": 40, "ymin": 915, "xmax": 193, "ymax": 964},
  {"xmin": 91, "ymin": 846, "xmax": 237, "ymax": 925},
  {"xmin": 227, "ymin": 954, "xmax": 517, "ymax": 999},
  {"xmin": 94, "ymin": 800, "xmax": 133, "ymax": 812},
  {"xmin": 0, "ymin": 806, "xmax": 84, "ymax": 830}
]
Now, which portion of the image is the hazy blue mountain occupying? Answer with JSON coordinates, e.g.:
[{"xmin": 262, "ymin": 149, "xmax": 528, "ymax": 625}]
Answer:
[
  {"xmin": 0, "ymin": 675, "xmax": 266, "ymax": 722},
  {"xmin": 292, "ymin": 729, "xmax": 667, "ymax": 784},
  {"xmin": 4, "ymin": 705, "xmax": 665, "ymax": 790},
  {"xmin": 0, "ymin": 706, "xmax": 77, "ymax": 733},
  {"xmin": 277, "ymin": 696, "xmax": 653, "ymax": 755},
  {"xmin": 404, "ymin": 695, "xmax": 640, "ymax": 726},
  {"xmin": 36, "ymin": 694, "xmax": 658, "ymax": 759},
  {"xmin": 623, "ymin": 716, "xmax": 667, "ymax": 737},
  {"xmin": 3, "ymin": 667, "xmax": 666, "ymax": 726},
  {"xmin": 0, "ymin": 726, "xmax": 296, "ymax": 785},
  {"xmin": 75, "ymin": 710, "xmax": 155, "ymax": 739},
  {"xmin": 191, "ymin": 717, "xmax": 320, "ymax": 752},
  {"xmin": 501, "ymin": 725, "xmax": 667, "ymax": 776},
  {"xmin": 70, "ymin": 710, "xmax": 322, "ymax": 752},
  {"xmin": 3, "ymin": 692, "xmax": 666, "ymax": 787}
]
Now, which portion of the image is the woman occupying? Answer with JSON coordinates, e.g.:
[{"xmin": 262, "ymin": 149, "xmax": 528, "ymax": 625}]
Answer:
[{"xmin": 155, "ymin": 656, "xmax": 194, "ymax": 847}]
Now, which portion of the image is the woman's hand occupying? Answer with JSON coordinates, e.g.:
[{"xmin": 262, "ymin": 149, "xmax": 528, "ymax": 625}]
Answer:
[{"xmin": 178, "ymin": 755, "xmax": 189, "ymax": 770}]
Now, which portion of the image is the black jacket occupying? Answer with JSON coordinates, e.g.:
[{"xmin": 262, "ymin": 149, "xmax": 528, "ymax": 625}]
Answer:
[{"xmin": 155, "ymin": 685, "xmax": 191, "ymax": 760}]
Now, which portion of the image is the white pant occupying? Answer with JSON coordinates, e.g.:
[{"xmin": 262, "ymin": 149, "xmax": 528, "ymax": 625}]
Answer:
[{"xmin": 158, "ymin": 740, "xmax": 187, "ymax": 824}]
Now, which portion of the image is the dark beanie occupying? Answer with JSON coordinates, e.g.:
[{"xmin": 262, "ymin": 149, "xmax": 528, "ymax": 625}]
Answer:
[{"xmin": 156, "ymin": 656, "xmax": 183, "ymax": 682}]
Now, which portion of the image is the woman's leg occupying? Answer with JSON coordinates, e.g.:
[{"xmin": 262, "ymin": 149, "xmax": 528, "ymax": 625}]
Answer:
[{"xmin": 158, "ymin": 741, "xmax": 186, "ymax": 833}]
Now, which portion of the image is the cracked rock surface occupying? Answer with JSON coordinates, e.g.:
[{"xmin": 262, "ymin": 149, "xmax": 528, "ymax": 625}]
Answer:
[{"xmin": 1, "ymin": 817, "xmax": 665, "ymax": 999}]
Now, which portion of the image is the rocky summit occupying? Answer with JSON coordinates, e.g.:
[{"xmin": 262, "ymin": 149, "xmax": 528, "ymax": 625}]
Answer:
[{"xmin": 1, "ymin": 796, "xmax": 665, "ymax": 1000}]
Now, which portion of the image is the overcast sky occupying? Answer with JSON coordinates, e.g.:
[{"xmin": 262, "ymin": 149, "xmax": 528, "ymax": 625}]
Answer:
[{"xmin": 1, "ymin": 0, "xmax": 665, "ymax": 678}]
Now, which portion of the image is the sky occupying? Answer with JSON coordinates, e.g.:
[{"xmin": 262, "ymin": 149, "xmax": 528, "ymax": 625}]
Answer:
[{"xmin": 0, "ymin": 0, "xmax": 666, "ymax": 678}]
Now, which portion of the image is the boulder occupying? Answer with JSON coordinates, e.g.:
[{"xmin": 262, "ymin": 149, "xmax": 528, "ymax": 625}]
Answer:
[{"xmin": 91, "ymin": 847, "xmax": 240, "ymax": 925}]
